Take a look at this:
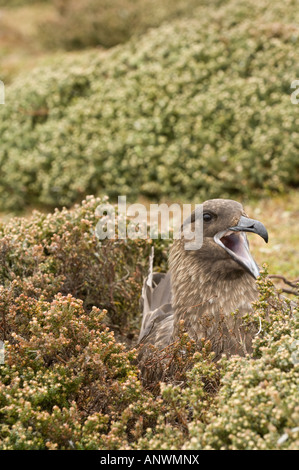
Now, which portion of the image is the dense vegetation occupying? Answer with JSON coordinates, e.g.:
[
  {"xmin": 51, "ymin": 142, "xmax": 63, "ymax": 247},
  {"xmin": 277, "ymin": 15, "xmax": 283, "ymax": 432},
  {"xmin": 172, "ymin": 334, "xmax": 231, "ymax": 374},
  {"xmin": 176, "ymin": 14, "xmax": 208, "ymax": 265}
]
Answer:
[
  {"xmin": 0, "ymin": 0, "xmax": 298, "ymax": 451},
  {"xmin": 1, "ymin": 0, "xmax": 299, "ymax": 211}
]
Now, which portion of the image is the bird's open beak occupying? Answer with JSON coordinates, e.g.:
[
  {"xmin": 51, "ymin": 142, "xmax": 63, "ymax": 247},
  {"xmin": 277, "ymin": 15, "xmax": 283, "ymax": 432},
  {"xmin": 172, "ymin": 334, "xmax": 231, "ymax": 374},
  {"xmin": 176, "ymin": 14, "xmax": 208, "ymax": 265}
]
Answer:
[
  {"xmin": 214, "ymin": 216, "xmax": 268, "ymax": 279},
  {"xmin": 229, "ymin": 216, "xmax": 268, "ymax": 243}
]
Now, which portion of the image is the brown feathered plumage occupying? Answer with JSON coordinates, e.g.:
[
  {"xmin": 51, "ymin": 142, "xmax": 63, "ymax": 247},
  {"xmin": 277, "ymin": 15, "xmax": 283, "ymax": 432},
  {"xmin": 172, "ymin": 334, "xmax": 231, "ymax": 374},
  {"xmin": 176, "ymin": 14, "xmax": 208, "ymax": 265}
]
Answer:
[{"xmin": 137, "ymin": 199, "xmax": 268, "ymax": 381}]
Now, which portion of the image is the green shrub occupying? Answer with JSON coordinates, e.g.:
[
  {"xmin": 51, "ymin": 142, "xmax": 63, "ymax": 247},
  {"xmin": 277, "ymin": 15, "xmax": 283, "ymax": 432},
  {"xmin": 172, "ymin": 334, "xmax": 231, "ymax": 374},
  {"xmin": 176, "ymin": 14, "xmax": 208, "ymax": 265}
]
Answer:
[
  {"xmin": 0, "ymin": 294, "xmax": 153, "ymax": 450},
  {"xmin": 0, "ymin": 0, "xmax": 299, "ymax": 211},
  {"xmin": 0, "ymin": 196, "xmax": 171, "ymax": 449},
  {"xmin": 0, "ymin": 195, "xmax": 169, "ymax": 333}
]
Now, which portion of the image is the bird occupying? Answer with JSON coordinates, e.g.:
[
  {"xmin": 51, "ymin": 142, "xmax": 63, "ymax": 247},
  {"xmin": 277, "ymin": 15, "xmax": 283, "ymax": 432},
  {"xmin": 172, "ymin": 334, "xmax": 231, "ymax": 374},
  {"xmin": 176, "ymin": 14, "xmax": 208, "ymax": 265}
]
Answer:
[{"xmin": 137, "ymin": 198, "xmax": 269, "ymax": 382}]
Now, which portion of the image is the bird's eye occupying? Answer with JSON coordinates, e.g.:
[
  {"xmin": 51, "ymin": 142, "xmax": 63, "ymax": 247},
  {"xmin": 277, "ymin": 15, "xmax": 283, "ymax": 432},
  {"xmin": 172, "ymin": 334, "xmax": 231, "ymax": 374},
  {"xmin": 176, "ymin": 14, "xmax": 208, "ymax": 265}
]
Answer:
[{"xmin": 203, "ymin": 212, "xmax": 213, "ymax": 222}]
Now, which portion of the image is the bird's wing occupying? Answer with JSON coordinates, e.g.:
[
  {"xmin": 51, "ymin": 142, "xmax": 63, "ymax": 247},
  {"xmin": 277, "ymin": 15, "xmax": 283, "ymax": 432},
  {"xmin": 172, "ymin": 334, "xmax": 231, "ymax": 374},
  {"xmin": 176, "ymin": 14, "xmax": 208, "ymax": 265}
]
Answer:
[{"xmin": 138, "ymin": 247, "xmax": 173, "ymax": 345}]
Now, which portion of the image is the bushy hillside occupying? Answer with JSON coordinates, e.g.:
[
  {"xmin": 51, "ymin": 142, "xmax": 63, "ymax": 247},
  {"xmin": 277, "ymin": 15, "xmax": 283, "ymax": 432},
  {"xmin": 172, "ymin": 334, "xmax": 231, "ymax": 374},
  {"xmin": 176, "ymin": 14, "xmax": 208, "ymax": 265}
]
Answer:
[
  {"xmin": 0, "ymin": 0, "xmax": 299, "ymax": 211},
  {"xmin": 0, "ymin": 198, "xmax": 298, "ymax": 449}
]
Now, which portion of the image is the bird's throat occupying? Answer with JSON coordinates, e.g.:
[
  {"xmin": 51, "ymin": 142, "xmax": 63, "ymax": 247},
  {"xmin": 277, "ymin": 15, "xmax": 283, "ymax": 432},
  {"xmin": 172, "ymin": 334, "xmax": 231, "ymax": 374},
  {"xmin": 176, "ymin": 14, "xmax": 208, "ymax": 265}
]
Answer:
[{"xmin": 170, "ymin": 251, "xmax": 258, "ymax": 350}]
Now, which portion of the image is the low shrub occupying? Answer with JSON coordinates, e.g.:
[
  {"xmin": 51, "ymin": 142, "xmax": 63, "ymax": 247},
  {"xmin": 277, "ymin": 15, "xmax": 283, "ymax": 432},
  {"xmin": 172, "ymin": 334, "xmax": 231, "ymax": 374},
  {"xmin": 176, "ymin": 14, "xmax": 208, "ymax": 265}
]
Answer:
[
  {"xmin": 0, "ymin": 196, "xmax": 171, "ymax": 449},
  {"xmin": 1, "ymin": 0, "xmax": 299, "ymax": 211},
  {"xmin": 0, "ymin": 293, "xmax": 156, "ymax": 450},
  {"xmin": 0, "ymin": 195, "xmax": 169, "ymax": 335}
]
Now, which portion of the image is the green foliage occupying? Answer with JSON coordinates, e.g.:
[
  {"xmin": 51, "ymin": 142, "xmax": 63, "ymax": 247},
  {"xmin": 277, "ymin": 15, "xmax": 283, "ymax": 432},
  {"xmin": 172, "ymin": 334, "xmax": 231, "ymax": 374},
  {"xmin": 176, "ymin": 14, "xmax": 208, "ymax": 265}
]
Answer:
[
  {"xmin": 0, "ymin": 294, "xmax": 151, "ymax": 450},
  {"xmin": 0, "ymin": 195, "xmax": 169, "ymax": 333},
  {"xmin": 1, "ymin": 0, "xmax": 299, "ymax": 211},
  {"xmin": 0, "ymin": 197, "xmax": 170, "ymax": 449}
]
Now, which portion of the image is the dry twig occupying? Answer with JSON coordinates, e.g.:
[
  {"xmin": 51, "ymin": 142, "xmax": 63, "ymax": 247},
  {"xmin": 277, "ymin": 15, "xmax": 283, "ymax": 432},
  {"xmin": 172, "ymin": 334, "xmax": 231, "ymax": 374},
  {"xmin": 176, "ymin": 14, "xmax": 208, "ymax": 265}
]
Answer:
[{"xmin": 268, "ymin": 275, "xmax": 299, "ymax": 296}]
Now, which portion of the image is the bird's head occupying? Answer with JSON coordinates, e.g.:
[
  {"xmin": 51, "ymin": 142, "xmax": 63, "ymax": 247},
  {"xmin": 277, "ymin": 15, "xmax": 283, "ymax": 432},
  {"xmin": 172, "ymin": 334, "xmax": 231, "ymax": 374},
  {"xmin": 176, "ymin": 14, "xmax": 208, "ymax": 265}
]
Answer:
[{"xmin": 176, "ymin": 199, "xmax": 268, "ymax": 279}]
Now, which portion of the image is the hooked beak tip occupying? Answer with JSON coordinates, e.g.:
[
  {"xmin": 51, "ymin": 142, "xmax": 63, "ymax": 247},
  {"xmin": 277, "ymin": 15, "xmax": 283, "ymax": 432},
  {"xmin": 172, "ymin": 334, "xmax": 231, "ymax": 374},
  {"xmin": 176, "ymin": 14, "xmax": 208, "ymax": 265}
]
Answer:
[{"xmin": 229, "ymin": 216, "xmax": 268, "ymax": 244}]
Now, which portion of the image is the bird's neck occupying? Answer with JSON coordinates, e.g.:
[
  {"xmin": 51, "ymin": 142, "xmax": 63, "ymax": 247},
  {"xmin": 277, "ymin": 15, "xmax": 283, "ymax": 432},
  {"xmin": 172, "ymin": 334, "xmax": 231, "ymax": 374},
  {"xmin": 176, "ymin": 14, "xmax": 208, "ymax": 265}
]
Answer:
[{"xmin": 169, "ymin": 247, "xmax": 259, "ymax": 343}]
